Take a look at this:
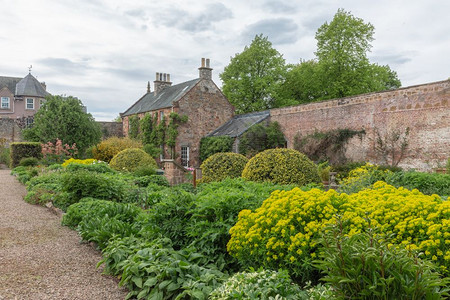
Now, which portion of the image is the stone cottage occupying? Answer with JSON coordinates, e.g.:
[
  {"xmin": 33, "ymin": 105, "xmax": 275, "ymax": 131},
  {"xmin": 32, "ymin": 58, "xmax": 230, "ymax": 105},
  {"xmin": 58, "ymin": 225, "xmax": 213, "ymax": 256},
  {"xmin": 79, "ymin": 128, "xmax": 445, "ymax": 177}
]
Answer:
[
  {"xmin": 0, "ymin": 72, "xmax": 49, "ymax": 125},
  {"xmin": 121, "ymin": 58, "xmax": 234, "ymax": 168}
]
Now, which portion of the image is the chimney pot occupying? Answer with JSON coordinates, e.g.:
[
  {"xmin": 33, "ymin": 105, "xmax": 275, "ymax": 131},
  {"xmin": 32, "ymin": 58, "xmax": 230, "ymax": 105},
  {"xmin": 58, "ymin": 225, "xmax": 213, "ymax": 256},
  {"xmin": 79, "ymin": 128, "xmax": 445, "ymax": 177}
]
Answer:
[
  {"xmin": 206, "ymin": 59, "xmax": 210, "ymax": 68},
  {"xmin": 167, "ymin": 74, "xmax": 171, "ymax": 82},
  {"xmin": 156, "ymin": 72, "xmax": 160, "ymax": 80},
  {"xmin": 201, "ymin": 58, "xmax": 205, "ymax": 67},
  {"xmin": 163, "ymin": 73, "xmax": 167, "ymax": 82}
]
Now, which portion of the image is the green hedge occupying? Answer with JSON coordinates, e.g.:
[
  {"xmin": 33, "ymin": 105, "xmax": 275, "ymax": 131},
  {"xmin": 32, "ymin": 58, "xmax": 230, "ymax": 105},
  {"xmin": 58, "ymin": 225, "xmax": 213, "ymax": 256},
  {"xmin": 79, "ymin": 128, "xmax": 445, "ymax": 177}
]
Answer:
[{"xmin": 10, "ymin": 142, "xmax": 42, "ymax": 168}]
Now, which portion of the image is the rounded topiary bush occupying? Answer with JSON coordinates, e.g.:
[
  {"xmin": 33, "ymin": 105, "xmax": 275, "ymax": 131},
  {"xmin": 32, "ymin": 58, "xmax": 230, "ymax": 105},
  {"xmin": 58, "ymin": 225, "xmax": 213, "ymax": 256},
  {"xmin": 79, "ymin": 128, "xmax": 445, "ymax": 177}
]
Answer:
[
  {"xmin": 242, "ymin": 148, "xmax": 320, "ymax": 185},
  {"xmin": 200, "ymin": 152, "xmax": 248, "ymax": 183},
  {"xmin": 109, "ymin": 148, "xmax": 157, "ymax": 172},
  {"xmin": 92, "ymin": 137, "xmax": 142, "ymax": 163}
]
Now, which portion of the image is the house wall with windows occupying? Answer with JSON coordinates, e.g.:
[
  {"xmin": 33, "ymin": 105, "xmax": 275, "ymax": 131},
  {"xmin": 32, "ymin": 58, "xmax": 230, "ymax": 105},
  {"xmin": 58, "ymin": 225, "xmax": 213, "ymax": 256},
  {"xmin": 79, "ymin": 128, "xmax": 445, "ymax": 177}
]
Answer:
[{"xmin": 121, "ymin": 58, "xmax": 234, "ymax": 168}]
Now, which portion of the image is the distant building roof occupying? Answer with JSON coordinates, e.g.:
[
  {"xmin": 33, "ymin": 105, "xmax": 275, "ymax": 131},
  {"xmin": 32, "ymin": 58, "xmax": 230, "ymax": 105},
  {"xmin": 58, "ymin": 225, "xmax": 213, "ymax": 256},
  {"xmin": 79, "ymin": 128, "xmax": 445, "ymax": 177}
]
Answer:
[
  {"xmin": 15, "ymin": 73, "xmax": 49, "ymax": 97},
  {"xmin": 0, "ymin": 76, "xmax": 22, "ymax": 94},
  {"xmin": 207, "ymin": 110, "xmax": 270, "ymax": 138},
  {"xmin": 122, "ymin": 78, "xmax": 201, "ymax": 117}
]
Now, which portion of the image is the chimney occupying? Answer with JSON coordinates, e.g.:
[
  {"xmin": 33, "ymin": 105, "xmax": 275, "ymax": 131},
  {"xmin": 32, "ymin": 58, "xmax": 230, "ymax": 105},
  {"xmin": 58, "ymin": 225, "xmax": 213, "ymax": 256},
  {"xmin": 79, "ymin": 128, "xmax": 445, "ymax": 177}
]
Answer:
[
  {"xmin": 147, "ymin": 81, "xmax": 151, "ymax": 93},
  {"xmin": 153, "ymin": 72, "xmax": 172, "ymax": 95},
  {"xmin": 198, "ymin": 58, "xmax": 212, "ymax": 80}
]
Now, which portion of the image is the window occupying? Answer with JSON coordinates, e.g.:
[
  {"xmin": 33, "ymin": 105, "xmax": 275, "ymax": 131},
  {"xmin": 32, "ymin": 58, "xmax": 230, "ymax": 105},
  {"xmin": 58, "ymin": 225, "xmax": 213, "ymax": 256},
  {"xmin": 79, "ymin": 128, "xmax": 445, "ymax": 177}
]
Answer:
[
  {"xmin": 26, "ymin": 98, "xmax": 34, "ymax": 109},
  {"xmin": 1, "ymin": 97, "xmax": 10, "ymax": 109},
  {"xmin": 26, "ymin": 117, "xmax": 34, "ymax": 128},
  {"xmin": 160, "ymin": 111, "xmax": 164, "ymax": 121},
  {"xmin": 181, "ymin": 146, "xmax": 189, "ymax": 167}
]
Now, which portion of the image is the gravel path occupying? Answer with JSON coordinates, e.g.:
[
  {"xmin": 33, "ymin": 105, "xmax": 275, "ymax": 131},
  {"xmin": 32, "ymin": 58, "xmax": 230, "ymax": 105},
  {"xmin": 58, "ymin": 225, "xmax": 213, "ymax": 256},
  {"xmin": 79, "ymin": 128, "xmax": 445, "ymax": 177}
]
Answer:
[{"xmin": 0, "ymin": 170, "xmax": 128, "ymax": 300}]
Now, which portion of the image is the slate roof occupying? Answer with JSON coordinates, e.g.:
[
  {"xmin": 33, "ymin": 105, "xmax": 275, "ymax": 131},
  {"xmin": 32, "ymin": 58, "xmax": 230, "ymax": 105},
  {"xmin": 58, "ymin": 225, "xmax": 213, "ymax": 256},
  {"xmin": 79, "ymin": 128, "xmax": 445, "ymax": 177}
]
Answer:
[
  {"xmin": 207, "ymin": 110, "xmax": 270, "ymax": 138},
  {"xmin": 122, "ymin": 78, "xmax": 201, "ymax": 116},
  {"xmin": 0, "ymin": 76, "xmax": 22, "ymax": 94},
  {"xmin": 15, "ymin": 73, "xmax": 49, "ymax": 97}
]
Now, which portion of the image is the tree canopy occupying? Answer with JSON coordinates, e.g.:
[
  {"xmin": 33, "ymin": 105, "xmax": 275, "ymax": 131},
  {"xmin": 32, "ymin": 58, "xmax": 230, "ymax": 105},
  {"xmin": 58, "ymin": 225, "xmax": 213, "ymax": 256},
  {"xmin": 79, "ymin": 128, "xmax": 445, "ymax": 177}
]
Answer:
[
  {"xmin": 220, "ymin": 34, "xmax": 286, "ymax": 114},
  {"xmin": 23, "ymin": 95, "xmax": 101, "ymax": 155},
  {"xmin": 277, "ymin": 9, "xmax": 401, "ymax": 104}
]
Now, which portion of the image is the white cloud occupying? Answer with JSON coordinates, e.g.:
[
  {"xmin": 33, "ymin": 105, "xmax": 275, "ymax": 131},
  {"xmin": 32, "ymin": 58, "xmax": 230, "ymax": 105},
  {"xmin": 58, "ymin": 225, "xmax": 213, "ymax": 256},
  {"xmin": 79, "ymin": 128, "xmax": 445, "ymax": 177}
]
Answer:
[{"xmin": 1, "ymin": 0, "xmax": 448, "ymax": 120}]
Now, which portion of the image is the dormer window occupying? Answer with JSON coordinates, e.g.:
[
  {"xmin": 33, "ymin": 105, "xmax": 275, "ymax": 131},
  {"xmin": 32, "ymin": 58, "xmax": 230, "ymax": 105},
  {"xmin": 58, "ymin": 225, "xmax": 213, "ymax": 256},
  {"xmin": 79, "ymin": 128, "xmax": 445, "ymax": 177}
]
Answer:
[
  {"xmin": 26, "ymin": 98, "xmax": 34, "ymax": 109},
  {"xmin": 1, "ymin": 97, "xmax": 10, "ymax": 109}
]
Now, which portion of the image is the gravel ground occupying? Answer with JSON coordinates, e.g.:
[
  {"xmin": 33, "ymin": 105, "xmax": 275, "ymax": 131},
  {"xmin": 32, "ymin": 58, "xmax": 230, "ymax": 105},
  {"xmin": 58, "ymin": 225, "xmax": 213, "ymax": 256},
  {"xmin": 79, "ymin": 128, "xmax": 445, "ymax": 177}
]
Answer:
[{"xmin": 0, "ymin": 170, "xmax": 128, "ymax": 300}]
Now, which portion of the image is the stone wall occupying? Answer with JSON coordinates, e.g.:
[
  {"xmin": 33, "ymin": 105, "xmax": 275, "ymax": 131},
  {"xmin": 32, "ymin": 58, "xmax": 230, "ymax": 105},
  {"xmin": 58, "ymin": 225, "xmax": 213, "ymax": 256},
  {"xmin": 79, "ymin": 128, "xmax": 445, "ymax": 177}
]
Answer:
[
  {"xmin": 97, "ymin": 121, "xmax": 123, "ymax": 139},
  {"xmin": 270, "ymin": 80, "xmax": 450, "ymax": 171},
  {"xmin": 0, "ymin": 118, "xmax": 23, "ymax": 145},
  {"xmin": 162, "ymin": 159, "xmax": 188, "ymax": 185}
]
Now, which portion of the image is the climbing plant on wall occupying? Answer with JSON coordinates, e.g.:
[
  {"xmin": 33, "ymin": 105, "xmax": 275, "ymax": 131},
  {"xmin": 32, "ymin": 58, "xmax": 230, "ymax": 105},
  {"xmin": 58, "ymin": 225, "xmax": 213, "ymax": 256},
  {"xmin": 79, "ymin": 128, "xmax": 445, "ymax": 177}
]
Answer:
[
  {"xmin": 239, "ymin": 121, "xmax": 286, "ymax": 157},
  {"xmin": 294, "ymin": 128, "xmax": 365, "ymax": 164},
  {"xmin": 128, "ymin": 115, "xmax": 140, "ymax": 140}
]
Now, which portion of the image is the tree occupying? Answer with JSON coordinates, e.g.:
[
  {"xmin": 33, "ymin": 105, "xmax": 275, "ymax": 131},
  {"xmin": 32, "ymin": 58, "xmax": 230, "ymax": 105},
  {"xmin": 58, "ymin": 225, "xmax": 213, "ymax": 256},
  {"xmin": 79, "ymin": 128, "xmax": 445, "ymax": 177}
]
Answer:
[
  {"xmin": 23, "ymin": 95, "xmax": 101, "ymax": 155},
  {"xmin": 276, "ymin": 9, "xmax": 401, "ymax": 105},
  {"xmin": 315, "ymin": 9, "xmax": 401, "ymax": 99},
  {"xmin": 220, "ymin": 34, "xmax": 287, "ymax": 114}
]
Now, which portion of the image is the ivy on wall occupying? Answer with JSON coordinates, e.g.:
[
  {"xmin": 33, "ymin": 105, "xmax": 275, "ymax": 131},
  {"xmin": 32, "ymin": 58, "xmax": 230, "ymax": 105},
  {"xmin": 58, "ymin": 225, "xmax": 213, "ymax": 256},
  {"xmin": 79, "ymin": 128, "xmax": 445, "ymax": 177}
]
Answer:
[
  {"xmin": 199, "ymin": 136, "xmax": 234, "ymax": 162},
  {"xmin": 134, "ymin": 112, "xmax": 188, "ymax": 159},
  {"xmin": 294, "ymin": 128, "xmax": 365, "ymax": 164}
]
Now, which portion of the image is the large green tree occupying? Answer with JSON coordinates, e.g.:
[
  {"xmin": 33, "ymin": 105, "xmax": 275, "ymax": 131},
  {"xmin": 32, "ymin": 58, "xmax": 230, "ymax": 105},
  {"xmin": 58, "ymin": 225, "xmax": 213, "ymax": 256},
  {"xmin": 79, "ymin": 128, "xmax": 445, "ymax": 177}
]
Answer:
[
  {"xmin": 220, "ymin": 34, "xmax": 287, "ymax": 114},
  {"xmin": 23, "ymin": 95, "xmax": 101, "ymax": 155},
  {"xmin": 277, "ymin": 9, "xmax": 401, "ymax": 104}
]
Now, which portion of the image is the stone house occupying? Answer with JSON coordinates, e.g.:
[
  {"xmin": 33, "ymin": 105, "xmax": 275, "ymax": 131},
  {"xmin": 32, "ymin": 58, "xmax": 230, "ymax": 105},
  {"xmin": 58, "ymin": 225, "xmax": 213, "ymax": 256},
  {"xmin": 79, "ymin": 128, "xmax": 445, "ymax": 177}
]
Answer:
[
  {"xmin": 0, "ymin": 72, "xmax": 49, "ymax": 126},
  {"xmin": 121, "ymin": 58, "xmax": 234, "ymax": 168}
]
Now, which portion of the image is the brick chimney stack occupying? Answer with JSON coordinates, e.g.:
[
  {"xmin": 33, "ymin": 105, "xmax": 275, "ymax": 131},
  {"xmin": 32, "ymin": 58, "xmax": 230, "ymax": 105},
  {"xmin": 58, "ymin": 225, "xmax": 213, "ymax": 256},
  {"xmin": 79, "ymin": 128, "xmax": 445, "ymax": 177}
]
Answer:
[
  {"xmin": 154, "ymin": 72, "xmax": 172, "ymax": 95},
  {"xmin": 198, "ymin": 58, "xmax": 212, "ymax": 80}
]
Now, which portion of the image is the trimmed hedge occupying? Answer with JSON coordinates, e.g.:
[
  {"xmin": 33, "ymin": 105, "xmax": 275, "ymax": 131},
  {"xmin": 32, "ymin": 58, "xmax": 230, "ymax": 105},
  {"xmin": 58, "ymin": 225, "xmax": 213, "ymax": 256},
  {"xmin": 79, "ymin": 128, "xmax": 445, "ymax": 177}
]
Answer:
[
  {"xmin": 242, "ymin": 148, "xmax": 321, "ymax": 186},
  {"xmin": 92, "ymin": 137, "xmax": 142, "ymax": 163},
  {"xmin": 109, "ymin": 148, "xmax": 157, "ymax": 172},
  {"xmin": 10, "ymin": 142, "xmax": 42, "ymax": 168},
  {"xmin": 200, "ymin": 152, "xmax": 248, "ymax": 183}
]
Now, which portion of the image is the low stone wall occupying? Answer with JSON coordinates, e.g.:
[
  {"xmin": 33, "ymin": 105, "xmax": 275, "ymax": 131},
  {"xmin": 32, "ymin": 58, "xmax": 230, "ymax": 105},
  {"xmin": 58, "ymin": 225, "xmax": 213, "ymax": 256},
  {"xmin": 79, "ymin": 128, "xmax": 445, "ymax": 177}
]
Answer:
[{"xmin": 162, "ymin": 159, "xmax": 188, "ymax": 185}]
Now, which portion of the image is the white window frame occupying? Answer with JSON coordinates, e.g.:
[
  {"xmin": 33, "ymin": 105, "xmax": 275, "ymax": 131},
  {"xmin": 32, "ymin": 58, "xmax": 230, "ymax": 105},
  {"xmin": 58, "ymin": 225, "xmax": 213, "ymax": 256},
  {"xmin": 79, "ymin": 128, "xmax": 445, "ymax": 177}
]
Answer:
[
  {"xmin": 26, "ymin": 117, "xmax": 34, "ymax": 128},
  {"xmin": 160, "ymin": 111, "xmax": 164, "ymax": 121},
  {"xmin": 1, "ymin": 97, "xmax": 10, "ymax": 109},
  {"xmin": 181, "ymin": 146, "xmax": 189, "ymax": 167},
  {"xmin": 26, "ymin": 98, "xmax": 34, "ymax": 110}
]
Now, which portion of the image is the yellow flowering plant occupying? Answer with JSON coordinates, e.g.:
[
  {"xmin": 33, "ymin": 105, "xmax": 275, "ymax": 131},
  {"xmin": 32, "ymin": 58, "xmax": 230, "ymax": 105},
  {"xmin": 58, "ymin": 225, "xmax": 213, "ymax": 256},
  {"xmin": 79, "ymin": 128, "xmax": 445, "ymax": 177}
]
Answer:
[
  {"xmin": 62, "ymin": 158, "xmax": 98, "ymax": 167},
  {"xmin": 227, "ymin": 182, "xmax": 450, "ymax": 282}
]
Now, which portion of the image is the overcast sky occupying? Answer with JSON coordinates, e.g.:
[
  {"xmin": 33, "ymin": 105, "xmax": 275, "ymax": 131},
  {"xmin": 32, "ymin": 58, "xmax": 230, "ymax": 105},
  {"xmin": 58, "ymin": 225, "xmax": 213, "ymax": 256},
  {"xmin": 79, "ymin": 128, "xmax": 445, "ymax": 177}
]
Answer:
[{"xmin": 1, "ymin": 0, "xmax": 449, "ymax": 121}]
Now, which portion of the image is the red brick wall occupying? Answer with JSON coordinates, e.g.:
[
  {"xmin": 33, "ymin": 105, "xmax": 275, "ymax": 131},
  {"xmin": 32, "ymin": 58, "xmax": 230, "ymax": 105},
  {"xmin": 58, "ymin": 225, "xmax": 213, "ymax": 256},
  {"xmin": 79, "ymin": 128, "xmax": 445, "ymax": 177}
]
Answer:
[
  {"xmin": 270, "ymin": 80, "xmax": 450, "ymax": 171},
  {"xmin": 175, "ymin": 79, "xmax": 234, "ymax": 167}
]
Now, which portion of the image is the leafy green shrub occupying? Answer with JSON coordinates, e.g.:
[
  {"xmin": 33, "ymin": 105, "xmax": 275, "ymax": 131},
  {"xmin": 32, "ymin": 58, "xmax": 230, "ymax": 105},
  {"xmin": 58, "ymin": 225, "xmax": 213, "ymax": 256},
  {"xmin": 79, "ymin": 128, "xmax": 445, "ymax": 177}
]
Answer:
[
  {"xmin": 109, "ymin": 148, "xmax": 157, "ymax": 172},
  {"xmin": 338, "ymin": 163, "xmax": 392, "ymax": 194},
  {"xmin": 331, "ymin": 161, "xmax": 366, "ymax": 180},
  {"xmin": 227, "ymin": 182, "xmax": 450, "ymax": 283},
  {"xmin": 47, "ymin": 163, "xmax": 63, "ymax": 171},
  {"xmin": 26, "ymin": 172, "xmax": 62, "ymax": 190},
  {"xmin": 66, "ymin": 199, "xmax": 142, "ymax": 249},
  {"xmin": 132, "ymin": 165, "xmax": 157, "ymax": 177},
  {"xmin": 61, "ymin": 170, "xmax": 127, "ymax": 205},
  {"xmin": 186, "ymin": 178, "xmax": 296, "ymax": 271},
  {"xmin": 447, "ymin": 158, "xmax": 450, "ymax": 174},
  {"xmin": 200, "ymin": 152, "xmax": 248, "ymax": 183},
  {"xmin": 19, "ymin": 157, "xmax": 39, "ymax": 167},
  {"xmin": 12, "ymin": 166, "xmax": 40, "ymax": 184},
  {"xmin": 386, "ymin": 171, "xmax": 450, "ymax": 197},
  {"xmin": 24, "ymin": 185, "xmax": 58, "ymax": 205},
  {"xmin": 99, "ymin": 236, "xmax": 173, "ymax": 276},
  {"xmin": 92, "ymin": 137, "xmax": 142, "ymax": 163},
  {"xmin": 10, "ymin": 142, "xmax": 42, "ymax": 168},
  {"xmin": 199, "ymin": 136, "xmax": 233, "ymax": 162},
  {"xmin": 118, "ymin": 246, "xmax": 226, "ymax": 300},
  {"xmin": 136, "ymin": 189, "xmax": 196, "ymax": 248},
  {"xmin": 210, "ymin": 269, "xmax": 305, "ymax": 299},
  {"xmin": 316, "ymin": 224, "xmax": 450, "ymax": 299},
  {"xmin": 143, "ymin": 143, "xmax": 161, "ymax": 159},
  {"xmin": 134, "ymin": 175, "xmax": 169, "ymax": 188},
  {"xmin": 65, "ymin": 161, "xmax": 116, "ymax": 174},
  {"xmin": 242, "ymin": 148, "xmax": 320, "ymax": 185}
]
